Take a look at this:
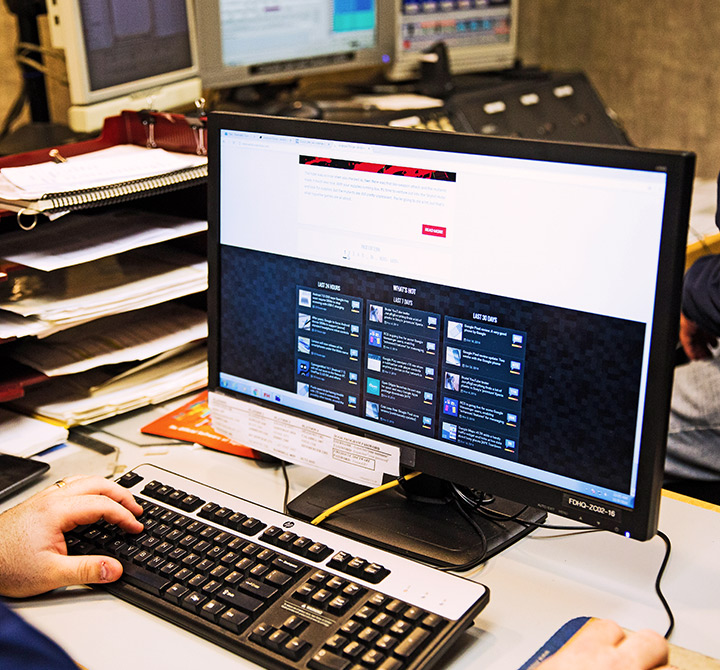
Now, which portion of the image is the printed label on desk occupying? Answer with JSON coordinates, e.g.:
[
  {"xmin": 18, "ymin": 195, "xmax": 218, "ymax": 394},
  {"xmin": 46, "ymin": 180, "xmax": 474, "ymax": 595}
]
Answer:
[{"xmin": 209, "ymin": 391, "xmax": 400, "ymax": 487}]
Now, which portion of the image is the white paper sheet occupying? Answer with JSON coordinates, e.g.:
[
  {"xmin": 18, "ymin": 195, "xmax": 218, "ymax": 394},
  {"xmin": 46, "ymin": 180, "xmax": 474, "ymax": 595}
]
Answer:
[
  {"xmin": 0, "ymin": 145, "xmax": 207, "ymax": 200},
  {"xmin": 8, "ymin": 303, "xmax": 207, "ymax": 376},
  {"xmin": 12, "ymin": 346, "xmax": 207, "ymax": 426},
  {"xmin": 0, "ymin": 208, "xmax": 207, "ymax": 271},
  {"xmin": 0, "ymin": 246, "xmax": 207, "ymax": 328},
  {"xmin": 0, "ymin": 408, "xmax": 68, "ymax": 457},
  {"xmin": 209, "ymin": 391, "xmax": 400, "ymax": 488}
]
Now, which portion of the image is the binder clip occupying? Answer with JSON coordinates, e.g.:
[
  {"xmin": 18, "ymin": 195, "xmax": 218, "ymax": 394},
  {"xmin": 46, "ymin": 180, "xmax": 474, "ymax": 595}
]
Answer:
[
  {"xmin": 186, "ymin": 98, "xmax": 207, "ymax": 156},
  {"xmin": 139, "ymin": 109, "xmax": 158, "ymax": 149}
]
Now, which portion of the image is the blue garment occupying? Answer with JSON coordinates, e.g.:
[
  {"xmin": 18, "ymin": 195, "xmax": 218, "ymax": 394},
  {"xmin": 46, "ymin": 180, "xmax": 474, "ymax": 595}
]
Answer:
[
  {"xmin": 666, "ymin": 180, "xmax": 720, "ymax": 481},
  {"xmin": 0, "ymin": 598, "xmax": 77, "ymax": 669},
  {"xmin": 682, "ymin": 253, "xmax": 720, "ymax": 333}
]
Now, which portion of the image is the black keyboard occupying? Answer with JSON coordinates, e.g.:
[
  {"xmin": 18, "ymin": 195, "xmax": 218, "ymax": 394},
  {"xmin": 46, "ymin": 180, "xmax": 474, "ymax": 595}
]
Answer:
[{"xmin": 66, "ymin": 464, "xmax": 489, "ymax": 670}]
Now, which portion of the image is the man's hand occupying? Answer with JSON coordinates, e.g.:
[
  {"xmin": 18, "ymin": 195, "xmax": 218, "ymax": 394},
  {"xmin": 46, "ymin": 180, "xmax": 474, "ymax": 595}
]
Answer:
[
  {"xmin": 0, "ymin": 475, "xmax": 143, "ymax": 598},
  {"xmin": 536, "ymin": 619, "xmax": 673, "ymax": 670},
  {"xmin": 679, "ymin": 313, "xmax": 717, "ymax": 361}
]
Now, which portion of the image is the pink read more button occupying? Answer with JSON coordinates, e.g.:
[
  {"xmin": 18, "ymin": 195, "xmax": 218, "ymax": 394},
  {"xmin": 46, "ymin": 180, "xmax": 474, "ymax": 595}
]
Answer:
[{"xmin": 422, "ymin": 224, "xmax": 447, "ymax": 238}]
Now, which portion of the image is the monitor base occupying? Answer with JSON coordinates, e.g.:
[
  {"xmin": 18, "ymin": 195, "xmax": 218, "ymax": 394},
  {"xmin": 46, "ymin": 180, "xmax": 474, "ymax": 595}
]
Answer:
[{"xmin": 288, "ymin": 475, "xmax": 546, "ymax": 570}]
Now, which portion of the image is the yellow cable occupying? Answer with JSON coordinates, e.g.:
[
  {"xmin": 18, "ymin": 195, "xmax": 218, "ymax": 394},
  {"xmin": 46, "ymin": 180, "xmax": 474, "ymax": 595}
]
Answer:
[{"xmin": 310, "ymin": 471, "xmax": 422, "ymax": 526}]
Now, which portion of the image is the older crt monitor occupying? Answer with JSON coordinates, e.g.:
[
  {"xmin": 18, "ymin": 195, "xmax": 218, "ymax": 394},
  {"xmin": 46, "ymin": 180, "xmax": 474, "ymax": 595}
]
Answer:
[
  {"xmin": 387, "ymin": 0, "xmax": 517, "ymax": 81},
  {"xmin": 193, "ymin": 0, "xmax": 393, "ymax": 91},
  {"xmin": 47, "ymin": 0, "xmax": 201, "ymax": 133},
  {"xmin": 207, "ymin": 112, "xmax": 694, "ymax": 568}
]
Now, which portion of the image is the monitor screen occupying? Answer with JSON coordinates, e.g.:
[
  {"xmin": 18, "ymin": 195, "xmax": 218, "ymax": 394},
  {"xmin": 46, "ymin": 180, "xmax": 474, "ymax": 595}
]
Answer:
[
  {"xmin": 193, "ymin": 0, "xmax": 393, "ymax": 90},
  {"xmin": 47, "ymin": 0, "xmax": 201, "ymax": 132},
  {"xmin": 207, "ymin": 112, "xmax": 694, "ymax": 556},
  {"xmin": 387, "ymin": 0, "xmax": 517, "ymax": 81}
]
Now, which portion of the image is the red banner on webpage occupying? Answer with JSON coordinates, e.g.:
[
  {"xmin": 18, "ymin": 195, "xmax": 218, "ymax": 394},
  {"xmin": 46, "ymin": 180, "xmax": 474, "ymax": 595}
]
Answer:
[{"xmin": 299, "ymin": 155, "xmax": 456, "ymax": 182}]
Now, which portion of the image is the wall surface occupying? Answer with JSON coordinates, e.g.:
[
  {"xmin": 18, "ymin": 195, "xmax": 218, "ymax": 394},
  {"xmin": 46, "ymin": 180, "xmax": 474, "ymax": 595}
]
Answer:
[
  {"xmin": 0, "ymin": 4, "xmax": 27, "ymax": 134},
  {"xmin": 1, "ymin": 2, "xmax": 719, "ymax": 178},
  {"xmin": 517, "ymin": 0, "xmax": 720, "ymax": 179}
]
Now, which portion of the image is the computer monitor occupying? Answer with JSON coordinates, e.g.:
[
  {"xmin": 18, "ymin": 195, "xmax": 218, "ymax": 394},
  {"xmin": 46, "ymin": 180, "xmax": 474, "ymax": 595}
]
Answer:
[
  {"xmin": 206, "ymin": 112, "xmax": 694, "ymax": 569},
  {"xmin": 387, "ymin": 0, "xmax": 518, "ymax": 81},
  {"xmin": 192, "ymin": 0, "xmax": 393, "ymax": 93},
  {"xmin": 47, "ymin": 0, "xmax": 202, "ymax": 133}
]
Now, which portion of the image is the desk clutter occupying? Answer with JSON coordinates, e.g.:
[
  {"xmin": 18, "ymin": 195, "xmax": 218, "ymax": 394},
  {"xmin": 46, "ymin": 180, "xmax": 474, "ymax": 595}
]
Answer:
[{"xmin": 0, "ymin": 110, "xmax": 209, "ymax": 436}]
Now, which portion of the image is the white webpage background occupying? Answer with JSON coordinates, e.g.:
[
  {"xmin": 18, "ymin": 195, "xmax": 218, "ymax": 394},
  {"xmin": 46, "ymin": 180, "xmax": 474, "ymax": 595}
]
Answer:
[{"xmin": 219, "ymin": 130, "xmax": 667, "ymax": 325}]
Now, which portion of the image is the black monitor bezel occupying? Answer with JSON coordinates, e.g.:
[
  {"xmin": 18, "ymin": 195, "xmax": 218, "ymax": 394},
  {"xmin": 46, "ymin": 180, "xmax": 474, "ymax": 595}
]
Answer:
[{"xmin": 207, "ymin": 111, "xmax": 694, "ymax": 541}]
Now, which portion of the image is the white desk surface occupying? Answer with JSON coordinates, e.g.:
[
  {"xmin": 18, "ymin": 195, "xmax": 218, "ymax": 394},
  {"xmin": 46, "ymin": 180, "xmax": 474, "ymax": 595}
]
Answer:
[{"xmin": 5, "ymin": 403, "xmax": 720, "ymax": 670}]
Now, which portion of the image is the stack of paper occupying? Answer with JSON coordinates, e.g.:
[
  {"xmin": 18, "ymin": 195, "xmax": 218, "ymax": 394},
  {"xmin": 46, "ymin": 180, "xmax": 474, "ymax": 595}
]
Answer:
[
  {"xmin": 11, "ymin": 344, "xmax": 207, "ymax": 426},
  {"xmin": 0, "ymin": 144, "xmax": 208, "ymax": 217},
  {"xmin": 0, "ymin": 206, "xmax": 207, "ymax": 272},
  {"xmin": 0, "ymin": 407, "xmax": 68, "ymax": 457},
  {"xmin": 6, "ymin": 302, "xmax": 207, "ymax": 376},
  {"xmin": 0, "ymin": 244, "xmax": 207, "ymax": 338},
  {"xmin": 0, "ymin": 311, "xmax": 47, "ymax": 341}
]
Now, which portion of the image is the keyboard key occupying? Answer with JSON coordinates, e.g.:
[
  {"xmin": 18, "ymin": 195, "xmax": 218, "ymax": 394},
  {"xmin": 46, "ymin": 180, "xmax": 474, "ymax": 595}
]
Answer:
[
  {"xmin": 282, "ymin": 636, "xmax": 310, "ymax": 660},
  {"xmin": 164, "ymin": 583, "xmax": 189, "ymax": 604},
  {"xmin": 120, "ymin": 560, "xmax": 171, "ymax": 596},
  {"xmin": 216, "ymin": 586, "xmax": 264, "ymax": 614},
  {"xmin": 265, "ymin": 570, "xmax": 292, "ymax": 587},
  {"xmin": 272, "ymin": 556, "xmax": 305, "ymax": 575},
  {"xmin": 181, "ymin": 591, "xmax": 207, "ymax": 613},
  {"xmin": 363, "ymin": 563, "xmax": 390, "ymax": 584},
  {"xmin": 393, "ymin": 628, "xmax": 430, "ymax": 658},
  {"xmin": 306, "ymin": 542, "xmax": 333, "ymax": 561},
  {"xmin": 377, "ymin": 657, "xmax": 403, "ymax": 670},
  {"xmin": 282, "ymin": 615, "xmax": 307, "ymax": 632},
  {"xmin": 249, "ymin": 621, "xmax": 273, "ymax": 644},
  {"xmin": 219, "ymin": 608, "xmax": 249, "ymax": 633},
  {"xmin": 240, "ymin": 517, "xmax": 265, "ymax": 535},
  {"xmin": 179, "ymin": 494, "xmax": 204, "ymax": 511},
  {"xmin": 362, "ymin": 649, "xmax": 386, "ymax": 667},
  {"xmin": 310, "ymin": 649, "xmax": 350, "ymax": 670},
  {"xmin": 201, "ymin": 599, "xmax": 225, "ymax": 622},
  {"xmin": 198, "ymin": 502, "xmax": 219, "ymax": 519},
  {"xmin": 267, "ymin": 628, "xmax": 290, "ymax": 651},
  {"xmin": 117, "ymin": 472, "xmax": 143, "ymax": 488},
  {"xmin": 239, "ymin": 577, "xmax": 277, "ymax": 600}
]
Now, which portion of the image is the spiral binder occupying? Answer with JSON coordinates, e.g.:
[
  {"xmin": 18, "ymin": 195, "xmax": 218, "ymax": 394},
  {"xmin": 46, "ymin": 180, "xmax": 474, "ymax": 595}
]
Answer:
[
  {"xmin": 3, "ymin": 163, "xmax": 208, "ymax": 226},
  {"xmin": 0, "ymin": 109, "xmax": 208, "ymax": 227}
]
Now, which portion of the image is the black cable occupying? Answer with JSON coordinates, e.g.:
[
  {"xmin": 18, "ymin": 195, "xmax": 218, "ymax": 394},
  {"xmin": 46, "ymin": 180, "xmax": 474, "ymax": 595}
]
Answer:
[
  {"xmin": 446, "ymin": 493, "xmax": 488, "ymax": 567},
  {"xmin": 456, "ymin": 485, "xmax": 675, "ymax": 638},
  {"xmin": 458, "ymin": 486, "xmax": 604, "ymax": 533},
  {"xmin": 655, "ymin": 530, "xmax": 674, "ymax": 639},
  {"xmin": 280, "ymin": 461, "xmax": 291, "ymax": 514},
  {"xmin": 0, "ymin": 82, "xmax": 27, "ymax": 142}
]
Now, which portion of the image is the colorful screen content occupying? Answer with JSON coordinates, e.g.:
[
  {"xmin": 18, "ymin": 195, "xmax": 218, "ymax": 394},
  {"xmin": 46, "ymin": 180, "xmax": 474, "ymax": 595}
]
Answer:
[
  {"xmin": 399, "ymin": 0, "xmax": 513, "ymax": 56},
  {"xmin": 219, "ymin": 0, "xmax": 378, "ymax": 71},
  {"xmin": 216, "ymin": 128, "xmax": 669, "ymax": 513}
]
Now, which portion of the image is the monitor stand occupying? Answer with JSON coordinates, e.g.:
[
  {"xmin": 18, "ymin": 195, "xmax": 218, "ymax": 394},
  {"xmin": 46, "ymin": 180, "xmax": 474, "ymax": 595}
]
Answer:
[{"xmin": 287, "ymin": 474, "xmax": 546, "ymax": 570}]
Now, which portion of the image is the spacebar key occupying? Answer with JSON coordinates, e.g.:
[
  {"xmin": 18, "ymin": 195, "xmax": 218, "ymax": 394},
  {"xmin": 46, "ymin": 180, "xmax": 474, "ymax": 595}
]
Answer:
[{"xmin": 120, "ymin": 560, "xmax": 171, "ymax": 595}]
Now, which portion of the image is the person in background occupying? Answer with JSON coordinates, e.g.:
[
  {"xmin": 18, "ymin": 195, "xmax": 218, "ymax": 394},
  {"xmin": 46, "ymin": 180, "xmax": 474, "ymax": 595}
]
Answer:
[
  {"xmin": 0, "ymin": 477, "xmax": 672, "ymax": 669},
  {"xmin": 667, "ymin": 251, "xmax": 720, "ymax": 484}
]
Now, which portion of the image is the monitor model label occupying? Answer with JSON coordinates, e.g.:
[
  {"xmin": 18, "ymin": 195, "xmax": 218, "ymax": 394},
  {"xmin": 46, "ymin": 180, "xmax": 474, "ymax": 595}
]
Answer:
[
  {"xmin": 209, "ymin": 391, "xmax": 400, "ymax": 488},
  {"xmin": 562, "ymin": 494, "xmax": 622, "ymax": 523}
]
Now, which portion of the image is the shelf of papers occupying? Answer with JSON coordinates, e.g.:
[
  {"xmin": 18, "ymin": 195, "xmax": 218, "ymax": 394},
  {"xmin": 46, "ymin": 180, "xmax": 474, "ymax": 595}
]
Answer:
[{"xmin": 0, "ymin": 111, "xmax": 209, "ymax": 453}]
